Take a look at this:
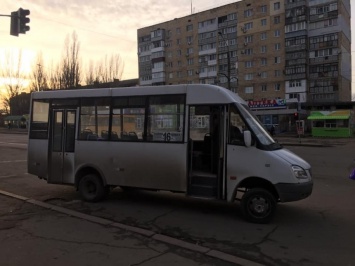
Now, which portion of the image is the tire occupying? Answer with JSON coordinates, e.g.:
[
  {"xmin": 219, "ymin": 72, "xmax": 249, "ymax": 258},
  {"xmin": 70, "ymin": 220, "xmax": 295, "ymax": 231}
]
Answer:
[
  {"xmin": 241, "ymin": 188, "xmax": 276, "ymax": 224},
  {"xmin": 78, "ymin": 174, "xmax": 107, "ymax": 202}
]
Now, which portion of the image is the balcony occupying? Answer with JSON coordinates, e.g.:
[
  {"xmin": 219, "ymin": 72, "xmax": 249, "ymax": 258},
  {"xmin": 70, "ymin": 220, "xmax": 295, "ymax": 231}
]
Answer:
[
  {"xmin": 309, "ymin": 10, "xmax": 338, "ymax": 22},
  {"xmin": 309, "ymin": 40, "xmax": 338, "ymax": 51},
  {"xmin": 285, "ymin": 0, "xmax": 306, "ymax": 9},
  {"xmin": 285, "ymin": 43, "xmax": 307, "ymax": 52},
  {"xmin": 309, "ymin": 71, "xmax": 338, "ymax": 79},
  {"xmin": 309, "ymin": 55, "xmax": 338, "ymax": 65}
]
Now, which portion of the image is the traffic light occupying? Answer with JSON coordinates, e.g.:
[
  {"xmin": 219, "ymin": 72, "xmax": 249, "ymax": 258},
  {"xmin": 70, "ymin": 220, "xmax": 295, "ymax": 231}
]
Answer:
[
  {"xmin": 18, "ymin": 8, "xmax": 30, "ymax": 34},
  {"xmin": 10, "ymin": 8, "xmax": 30, "ymax": 37},
  {"xmin": 10, "ymin": 11, "xmax": 19, "ymax": 36}
]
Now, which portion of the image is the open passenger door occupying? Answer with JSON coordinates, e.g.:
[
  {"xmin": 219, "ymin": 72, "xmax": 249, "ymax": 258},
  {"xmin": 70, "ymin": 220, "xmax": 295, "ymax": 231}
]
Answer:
[{"xmin": 187, "ymin": 105, "xmax": 226, "ymax": 199}]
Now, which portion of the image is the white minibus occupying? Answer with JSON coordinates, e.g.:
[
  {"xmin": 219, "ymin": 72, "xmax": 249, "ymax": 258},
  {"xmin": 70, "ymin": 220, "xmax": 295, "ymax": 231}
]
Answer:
[{"xmin": 27, "ymin": 84, "xmax": 313, "ymax": 223}]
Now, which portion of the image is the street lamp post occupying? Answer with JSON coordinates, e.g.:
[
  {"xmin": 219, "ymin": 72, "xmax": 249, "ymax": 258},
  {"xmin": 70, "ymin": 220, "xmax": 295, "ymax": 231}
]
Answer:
[{"xmin": 218, "ymin": 32, "xmax": 231, "ymax": 91}]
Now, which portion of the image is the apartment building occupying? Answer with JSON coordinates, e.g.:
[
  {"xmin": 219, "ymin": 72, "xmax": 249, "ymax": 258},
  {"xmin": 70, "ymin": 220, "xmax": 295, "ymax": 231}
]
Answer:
[{"xmin": 137, "ymin": 0, "xmax": 351, "ymax": 131}]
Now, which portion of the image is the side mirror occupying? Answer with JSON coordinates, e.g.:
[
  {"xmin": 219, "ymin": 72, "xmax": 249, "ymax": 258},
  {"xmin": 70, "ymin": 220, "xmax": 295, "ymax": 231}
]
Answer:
[{"xmin": 243, "ymin": 130, "xmax": 252, "ymax": 147}]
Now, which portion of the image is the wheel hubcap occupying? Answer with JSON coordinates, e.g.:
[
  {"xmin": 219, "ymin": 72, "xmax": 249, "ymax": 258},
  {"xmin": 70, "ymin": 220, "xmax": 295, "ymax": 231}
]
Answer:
[{"xmin": 250, "ymin": 197, "xmax": 269, "ymax": 215}]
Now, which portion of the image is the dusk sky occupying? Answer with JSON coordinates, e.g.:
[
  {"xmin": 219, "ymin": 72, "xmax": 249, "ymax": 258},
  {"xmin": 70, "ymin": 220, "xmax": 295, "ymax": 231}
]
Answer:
[{"xmin": 0, "ymin": 0, "xmax": 354, "ymax": 94}]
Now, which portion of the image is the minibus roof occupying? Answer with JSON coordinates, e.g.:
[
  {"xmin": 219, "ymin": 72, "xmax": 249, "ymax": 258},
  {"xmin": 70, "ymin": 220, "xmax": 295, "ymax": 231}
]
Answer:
[{"xmin": 31, "ymin": 84, "xmax": 246, "ymax": 105}]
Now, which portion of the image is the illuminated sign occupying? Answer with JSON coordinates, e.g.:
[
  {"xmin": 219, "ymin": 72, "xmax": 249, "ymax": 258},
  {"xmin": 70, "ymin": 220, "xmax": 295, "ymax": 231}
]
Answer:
[{"xmin": 247, "ymin": 99, "xmax": 286, "ymax": 109}]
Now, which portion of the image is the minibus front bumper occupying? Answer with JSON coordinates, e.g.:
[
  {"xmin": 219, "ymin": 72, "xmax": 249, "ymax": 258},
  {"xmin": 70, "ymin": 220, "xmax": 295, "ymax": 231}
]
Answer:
[{"xmin": 275, "ymin": 181, "xmax": 313, "ymax": 202}]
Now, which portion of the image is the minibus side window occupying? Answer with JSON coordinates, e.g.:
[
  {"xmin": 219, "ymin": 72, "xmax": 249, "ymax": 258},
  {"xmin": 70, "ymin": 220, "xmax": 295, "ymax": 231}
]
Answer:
[
  {"xmin": 228, "ymin": 105, "xmax": 247, "ymax": 145},
  {"xmin": 148, "ymin": 95, "xmax": 185, "ymax": 143},
  {"xmin": 112, "ymin": 96, "xmax": 146, "ymax": 141},
  {"xmin": 79, "ymin": 98, "xmax": 110, "ymax": 141},
  {"xmin": 30, "ymin": 100, "xmax": 50, "ymax": 139}
]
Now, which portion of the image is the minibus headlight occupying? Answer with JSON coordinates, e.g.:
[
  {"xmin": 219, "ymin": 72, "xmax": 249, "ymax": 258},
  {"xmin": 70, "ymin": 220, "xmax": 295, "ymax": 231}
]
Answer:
[{"xmin": 292, "ymin": 166, "xmax": 308, "ymax": 179}]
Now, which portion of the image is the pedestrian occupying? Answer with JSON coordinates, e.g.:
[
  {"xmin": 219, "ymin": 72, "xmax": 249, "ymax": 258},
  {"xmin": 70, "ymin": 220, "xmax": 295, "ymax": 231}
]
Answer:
[{"xmin": 8, "ymin": 122, "xmax": 12, "ymax": 130}]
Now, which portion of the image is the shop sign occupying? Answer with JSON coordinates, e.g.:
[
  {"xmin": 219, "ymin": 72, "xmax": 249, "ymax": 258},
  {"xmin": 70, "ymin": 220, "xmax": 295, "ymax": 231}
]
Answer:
[{"xmin": 247, "ymin": 99, "xmax": 286, "ymax": 109}]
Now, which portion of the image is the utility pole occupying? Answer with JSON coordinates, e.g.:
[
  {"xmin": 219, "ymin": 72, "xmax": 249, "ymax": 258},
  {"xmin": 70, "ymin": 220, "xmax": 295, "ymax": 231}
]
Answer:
[{"xmin": 218, "ymin": 32, "xmax": 231, "ymax": 92}]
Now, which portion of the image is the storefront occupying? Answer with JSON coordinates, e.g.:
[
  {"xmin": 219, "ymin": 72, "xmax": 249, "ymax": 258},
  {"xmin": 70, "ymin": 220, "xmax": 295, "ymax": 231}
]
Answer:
[
  {"xmin": 248, "ymin": 99, "xmax": 295, "ymax": 134},
  {"xmin": 4, "ymin": 115, "xmax": 28, "ymax": 129},
  {"xmin": 307, "ymin": 110, "xmax": 351, "ymax": 137}
]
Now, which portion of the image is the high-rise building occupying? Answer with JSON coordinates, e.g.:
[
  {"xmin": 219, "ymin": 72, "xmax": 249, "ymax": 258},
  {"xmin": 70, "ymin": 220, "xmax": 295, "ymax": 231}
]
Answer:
[{"xmin": 137, "ymin": 0, "xmax": 351, "ymax": 131}]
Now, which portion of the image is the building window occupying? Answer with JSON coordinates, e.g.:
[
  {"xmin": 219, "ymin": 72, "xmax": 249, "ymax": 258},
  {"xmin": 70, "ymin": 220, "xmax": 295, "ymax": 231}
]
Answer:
[
  {"xmin": 244, "ymin": 22, "xmax": 253, "ymax": 30},
  {"xmin": 228, "ymin": 13, "xmax": 237, "ymax": 20},
  {"xmin": 245, "ymin": 35, "xmax": 253, "ymax": 43},
  {"xmin": 177, "ymin": 39, "xmax": 181, "ymax": 45},
  {"xmin": 187, "ymin": 70, "xmax": 193, "ymax": 76},
  {"xmin": 274, "ymin": 56, "xmax": 281, "ymax": 64},
  {"xmin": 274, "ymin": 30, "xmax": 280, "ymax": 37},
  {"xmin": 260, "ymin": 32, "xmax": 267, "ymax": 40},
  {"xmin": 261, "ymin": 19, "xmax": 267, "ymax": 26},
  {"xmin": 275, "ymin": 70, "xmax": 281, "ymax": 77},
  {"xmin": 274, "ymin": 2, "xmax": 280, "ymax": 11},
  {"xmin": 198, "ymin": 18, "xmax": 216, "ymax": 29},
  {"xmin": 275, "ymin": 83, "xmax": 281, "ymax": 91},
  {"xmin": 285, "ymin": 21, "xmax": 307, "ymax": 33},
  {"xmin": 274, "ymin": 16, "xmax": 281, "ymax": 24},
  {"xmin": 245, "ymin": 48, "xmax": 253, "ymax": 55},
  {"xmin": 261, "ymin": 45, "xmax": 267, "ymax": 53},
  {"xmin": 176, "ymin": 27, "xmax": 181, "ymax": 34},
  {"xmin": 186, "ymin": 24, "xmax": 193, "ymax": 31},
  {"xmin": 245, "ymin": 86, "xmax": 254, "ymax": 94},
  {"xmin": 289, "ymin": 93, "xmax": 299, "ymax": 99},
  {"xmin": 261, "ymin": 58, "xmax": 267, "ymax": 66},
  {"xmin": 177, "ymin": 50, "xmax": 182, "ymax": 56},
  {"xmin": 275, "ymin": 43, "xmax": 281, "ymax": 50},
  {"xmin": 245, "ymin": 73, "xmax": 254, "ymax": 81},
  {"xmin": 289, "ymin": 80, "xmax": 302, "ymax": 87},
  {"xmin": 244, "ymin": 9, "xmax": 253, "ymax": 18},
  {"xmin": 261, "ymin": 84, "xmax": 267, "ymax": 92},
  {"xmin": 261, "ymin": 5, "xmax": 267, "ymax": 13},
  {"xmin": 261, "ymin": 71, "xmax": 267, "ymax": 78},
  {"xmin": 187, "ymin": 58, "xmax": 194, "ymax": 65},
  {"xmin": 245, "ymin": 61, "xmax": 253, "ymax": 68}
]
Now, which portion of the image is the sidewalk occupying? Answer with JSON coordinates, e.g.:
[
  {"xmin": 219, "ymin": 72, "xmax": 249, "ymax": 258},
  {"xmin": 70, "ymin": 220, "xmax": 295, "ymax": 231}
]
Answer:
[
  {"xmin": 275, "ymin": 133, "xmax": 355, "ymax": 147},
  {"xmin": 0, "ymin": 127, "xmax": 28, "ymax": 134},
  {"xmin": 0, "ymin": 190, "xmax": 258, "ymax": 266}
]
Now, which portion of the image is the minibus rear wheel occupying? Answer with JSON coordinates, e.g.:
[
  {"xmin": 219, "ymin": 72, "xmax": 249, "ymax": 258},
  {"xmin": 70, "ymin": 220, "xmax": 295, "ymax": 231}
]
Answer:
[
  {"xmin": 241, "ymin": 188, "xmax": 276, "ymax": 224},
  {"xmin": 79, "ymin": 174, "xmax": 107, "ymax": 202}
]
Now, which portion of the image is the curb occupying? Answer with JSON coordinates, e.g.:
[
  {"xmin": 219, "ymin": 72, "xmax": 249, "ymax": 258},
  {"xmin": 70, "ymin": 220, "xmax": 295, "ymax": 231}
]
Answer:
[{"xmin": 0, "ymin": 189, "xmax": 265, "ymax": 266}]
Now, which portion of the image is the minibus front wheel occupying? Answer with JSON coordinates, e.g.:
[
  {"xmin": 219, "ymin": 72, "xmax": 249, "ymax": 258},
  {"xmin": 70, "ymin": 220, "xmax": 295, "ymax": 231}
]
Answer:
[
  {"xmin": 78, "ymin": 174, "xmax": 108, "ymax": 202},
  {"xmin": 241, "ymin": 188, "xmax": 276, "ymax": 224}
]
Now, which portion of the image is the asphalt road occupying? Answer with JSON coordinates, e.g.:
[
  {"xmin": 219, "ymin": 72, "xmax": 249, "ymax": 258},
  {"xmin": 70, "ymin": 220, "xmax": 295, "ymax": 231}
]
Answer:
[{"xmin": 0, "ymin": 132, "xmax": 354, "ymax": 266}]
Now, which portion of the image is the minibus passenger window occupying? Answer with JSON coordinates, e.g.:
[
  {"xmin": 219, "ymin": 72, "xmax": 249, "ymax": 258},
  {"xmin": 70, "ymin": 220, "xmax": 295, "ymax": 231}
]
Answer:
[
  {"xmin": 229, "ymin": 106, "xmax": 246, "ymax": 145},
  {"xmin": 79, "ymin": 98, "xmax": 110, "ymax": 140},
  {"xmin": 112, "ymin": 96, "xmax": 146, "ymax": 141},
  {"xmin": 148, "ymin": 95, "xmax": 185, "ymax": 142}
]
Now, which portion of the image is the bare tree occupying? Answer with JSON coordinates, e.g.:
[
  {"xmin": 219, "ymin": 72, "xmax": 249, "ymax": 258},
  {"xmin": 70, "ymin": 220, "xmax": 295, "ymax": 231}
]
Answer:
[
  {"xmin": 85, "ymin": 60, "xmax": 95, "ymax": 86},
  {"xmin": 85, "ymin": 53, "xmax": 124, "ymax": 85},
  {"xmin": 29, "ymin": 52, "xmax": 48, "ymax": 92},
  {"xmin": 60, "ymin": 31, "xmax": 81, "ymax": 89},
  {"xmin": 0, "ymin": 50, "xmax": 25, "ymax": 114}
]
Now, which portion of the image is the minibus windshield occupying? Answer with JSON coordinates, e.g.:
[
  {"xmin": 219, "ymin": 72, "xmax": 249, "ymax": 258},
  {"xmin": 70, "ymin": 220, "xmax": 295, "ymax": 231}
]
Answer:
[{"xmin": 237, "ymin": 103, "xmax": 282, "ymax": 150}]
